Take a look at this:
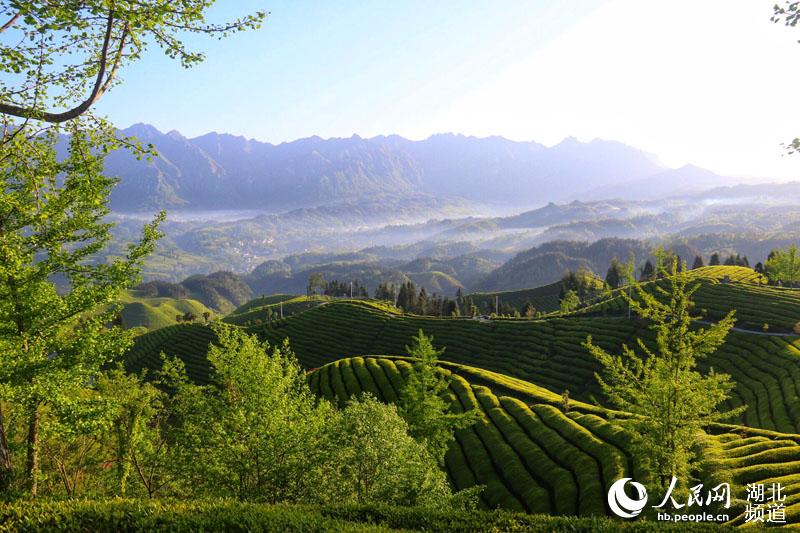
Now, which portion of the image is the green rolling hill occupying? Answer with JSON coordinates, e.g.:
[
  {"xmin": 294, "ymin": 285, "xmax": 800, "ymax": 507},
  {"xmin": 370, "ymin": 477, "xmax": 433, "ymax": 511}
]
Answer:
[
  {"xmin": 467, "ymin": 274, "xmax": 603, "ymax": 315},
  {"xmin": 309, "ymin": 356, "xmax": 800, "ymax": 523},
  {"xmin": 580, "ymin": 266, "xmax": 800, "ymax": 331},
  {"xmin": 223, "ymin": 295, "xmax": 329, "ymax": 326},
  {"xmin": 128, "ymin": 298, "xmax": 800, "ymax": 434},
  {"xmin": 116, "ymin": 291, "xmax": 214, "ymax": 332},
  {"xmin": 124, "ymin": 265, "xmax": 800, "ymax": 523}
]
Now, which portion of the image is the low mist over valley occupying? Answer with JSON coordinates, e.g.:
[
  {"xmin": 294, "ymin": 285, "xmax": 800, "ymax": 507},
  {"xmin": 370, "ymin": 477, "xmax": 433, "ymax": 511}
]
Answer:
[{"xmin": 104, "ymin": 124, "xmax": 799, "ymax": 297}]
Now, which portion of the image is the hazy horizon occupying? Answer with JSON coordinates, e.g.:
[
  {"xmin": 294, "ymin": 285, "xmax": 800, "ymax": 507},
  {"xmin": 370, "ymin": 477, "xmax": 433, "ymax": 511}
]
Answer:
[
  {"xmin": 122, "ymin": 120, "xmax": 793, "ymax": 185},
  {"xmin": 95, "ymin": 0, "xmax": 800, "ymax": 181}
]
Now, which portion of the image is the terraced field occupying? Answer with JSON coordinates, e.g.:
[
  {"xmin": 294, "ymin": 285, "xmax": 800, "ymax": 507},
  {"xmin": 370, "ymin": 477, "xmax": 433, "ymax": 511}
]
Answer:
[
  {"xmin": 126, "ymin": 323, "xmax": 218, "ymax": 384},
  {"xmin": 309, "ymin": 355, "xmax": 800, "ymax": 523},
  {"xmin": 123, "ymin": 265, "xmax": 800, "ymax": 523},
  {"xmin": 700, "ymin": 431, "xmax": 800, "ymax": 526},
  {"xmin": 127, "ymin": 297, "xmax": 800, "ymax": 434},
  {"xmin": 223, "ymin": 295, "xmax": 328, "ymax": 326},
  {"xmin": 581, "ymin": 266, "xmax": 800, "ymax": 331},
  {"xmin": 468, "ymin": 275, "xmax": 605, "ymax": 315},
  {"xmin": 229, "ymin": 294, "xmax": 298, "ymax": 314},
  {"xmin": 468, "ymin": 280, "xmax": 564, "ymax": 314}
]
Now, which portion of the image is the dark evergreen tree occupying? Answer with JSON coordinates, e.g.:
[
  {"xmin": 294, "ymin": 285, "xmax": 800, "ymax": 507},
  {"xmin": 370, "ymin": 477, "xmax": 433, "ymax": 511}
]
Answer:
[
  {"xmin": 524, "ymin": 301, "xmax": 537, "ymax": 319},
  {"xmin": 709, "ymin": 252, "xmax": 721, "ymax": 266},
  {"xmin": 640, "ymin": 260, "xmax": 655, "ymax": 281},
  {"xmin": 406, "ymin": 282, "xmax": 418, "ymax": 311},
  {"xmin": 417, "ymin": 287, "xmax": 429, "ymax": 315},
  {"xmin": 397, "ymin": 283, "xmax": 410, "ymax": 311},
  {"xmin": 605, "ymin": 258, "xmax": 624, "ymax": 289},
  {"xmin": 692, "ymin": 255, "xmax": 704, "ymax": 270}
]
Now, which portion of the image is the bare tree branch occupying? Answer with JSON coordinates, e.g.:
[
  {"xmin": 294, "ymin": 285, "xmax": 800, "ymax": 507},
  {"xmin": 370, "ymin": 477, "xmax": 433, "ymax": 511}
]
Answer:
[{"xmin": 0, "ymin": 12, "xmax": 19, "ymax": 33}]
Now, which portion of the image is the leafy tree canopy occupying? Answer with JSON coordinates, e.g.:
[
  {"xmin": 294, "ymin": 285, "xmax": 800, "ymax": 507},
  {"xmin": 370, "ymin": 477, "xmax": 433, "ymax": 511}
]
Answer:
[{"xmin": 0, "ymin": 0, "xmax": 266, "ymax": 124}]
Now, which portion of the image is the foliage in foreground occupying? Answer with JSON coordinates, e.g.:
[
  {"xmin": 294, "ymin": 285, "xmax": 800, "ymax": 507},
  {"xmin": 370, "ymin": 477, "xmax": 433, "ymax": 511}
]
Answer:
[
  {"xmin": 165, "ymin": 326, "xmax": 463, "ymax": 508},
  {"xmin": 0, "ymin": 499, "xmax": 732, "ymax": 532},
  {"xmin": 0, "ymin": 124, "xmax": 165, "ymax": 496},
  {"xmin": 0, "ymin": 326, "xmax": 472, "ymax": 509}
]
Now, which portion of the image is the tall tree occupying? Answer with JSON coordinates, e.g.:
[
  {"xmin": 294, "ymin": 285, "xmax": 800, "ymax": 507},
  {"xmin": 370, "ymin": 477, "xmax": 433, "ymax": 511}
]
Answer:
[
  {"xmin": 692, "ymin": 255, "xmax": 704, "ymax": 270},
  {"xmin": 524, "ymin": 301, "xmax": 537, "ymax": 319},
  {"xmin": 417, "ymin": 287, "xmax": 429, "ymax": 315},
  {"xmin": 709, "ymin": 252, "xmax": 721, "ymax": 266},
  {"xmin": 559, "ymin": 290, "xmax": 581, "ymax": 314},
  {"xmin": 765, "ymin": 244, "xmax": 800, "ymax": 285},
  {"xmin": 640, "ymin": 260, "xmax": 655, "ymax": 281},
  {"xmin": 307, "ymin": 272, "xmax": 326, "ymax": 296},
  {"xmin": 0, "ymin": 126, "xmax": 163, "ymax": 494},
  {"xmin": 169, "ymin": 326, "xmax": 332, "ymax": 501},
  {"xmin": 397, "ymin": 331, "xmax": 479, "ymax": 465},
  {"xmin": 605, "ymin": 258, "xmax": 625, "ymax": 289},
  {"xmin": 0, "ymin": 0, "xmax": 266, "ymax": 495},
  {"xmin": 318, "ymin": 395, "xmax": 455, "ymax": 507},
  {"xmin": 584, "ymin": 259, "xmax": 741, "ymax": 488}
]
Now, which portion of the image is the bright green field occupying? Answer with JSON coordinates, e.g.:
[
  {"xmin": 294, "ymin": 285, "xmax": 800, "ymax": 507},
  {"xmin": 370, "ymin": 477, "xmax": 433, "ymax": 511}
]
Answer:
[
  {"xmin": 468, "ymin": 274, "xmax": 605, "ymax": 315},
  {"xmin": 128, "ymin": 293, "xmax": 800, "ymax": 434},
  {"xmin": 468, "ymin": 280, "xmax": 564, "ymax": 314},
  {"xmin": 116, "ymin": 291, "xmax": 214, "ymax": 332},
  {"xmin": 580, "ymin": 266, "xmax": 800, "ymax": 331},
  {"xmin": 124, "ymin": 265, "xmax": 800, "ymax": 523},
  {"xmin": 223, "ymin": 295, "xmax": 329, "ymax": 326},
  {"xmin": 309, "ymin": 355, "xmax": 800, "ymax": 524}
]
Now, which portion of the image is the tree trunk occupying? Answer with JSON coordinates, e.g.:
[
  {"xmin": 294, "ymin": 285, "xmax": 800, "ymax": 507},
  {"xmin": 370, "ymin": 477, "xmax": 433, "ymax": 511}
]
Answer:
[
  {"xmin": 25, "ymin": 405, "xmax": 40, "ymax": 496},
  {"xmin": 0, "ymin": 405, "xmax": 12, "ymax": 491}
]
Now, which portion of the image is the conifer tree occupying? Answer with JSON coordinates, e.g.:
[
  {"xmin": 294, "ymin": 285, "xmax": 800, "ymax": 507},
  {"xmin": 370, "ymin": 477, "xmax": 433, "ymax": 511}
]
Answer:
[
  {"xmin": 397, "ymin": 331, "xmax": 480, "ymax": 465},
  {"xmin": 584, "ymin": 258, "xmax": 742, "ymax": 488},
  {"xmin": 605, "ymin": 258, "xmax": 624, "ymax": 289},
  {"xmin": 640, "ymin": 260, "xmax": 655, "ymax": 281}
]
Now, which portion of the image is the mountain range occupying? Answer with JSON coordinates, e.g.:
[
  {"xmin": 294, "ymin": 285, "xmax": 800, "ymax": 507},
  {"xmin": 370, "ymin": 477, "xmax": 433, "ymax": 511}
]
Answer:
[{"xmin": 105, "ymin": 124, "xmax": 737, "ymax": 211}]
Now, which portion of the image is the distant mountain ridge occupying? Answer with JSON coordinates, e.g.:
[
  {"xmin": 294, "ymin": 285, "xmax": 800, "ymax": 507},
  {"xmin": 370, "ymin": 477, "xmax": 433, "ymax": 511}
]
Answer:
[{"xmin": 104, "ymin": 124, "xmax": 733, "ymax": 210}]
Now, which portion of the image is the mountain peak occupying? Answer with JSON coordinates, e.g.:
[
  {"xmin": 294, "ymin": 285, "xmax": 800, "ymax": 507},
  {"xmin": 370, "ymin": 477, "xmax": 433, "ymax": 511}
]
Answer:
[
  {"xmin": 166, "ymin": 129, "xmax": 186, "ymax": 141},
  {"xmin": 121, "ymin": 123, "xmax": 163, "ymax": 139}
]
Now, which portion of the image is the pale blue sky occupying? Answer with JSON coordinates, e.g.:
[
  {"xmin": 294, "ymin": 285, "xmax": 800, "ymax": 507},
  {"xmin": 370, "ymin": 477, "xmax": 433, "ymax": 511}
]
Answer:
[{"xmin": 95, "ymin": 0, "xmax": 800, "ymax": 180}]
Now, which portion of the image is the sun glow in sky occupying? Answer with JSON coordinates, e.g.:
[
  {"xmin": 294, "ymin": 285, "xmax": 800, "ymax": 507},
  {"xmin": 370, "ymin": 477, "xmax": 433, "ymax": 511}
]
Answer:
[{"xmin": 97, "ymin": 0, "xmax": 800, "ymax": 180}]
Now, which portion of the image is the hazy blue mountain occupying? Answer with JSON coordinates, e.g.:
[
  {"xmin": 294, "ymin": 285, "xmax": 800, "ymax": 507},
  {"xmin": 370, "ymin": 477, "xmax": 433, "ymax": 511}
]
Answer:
[
  {"xmin": 583, "ymin": 164, "xmax": 732, "ymax": 200},
  {"xmin": 104, "ymin": 125, "xmax": 708, "ymax": 211},
  {"xmin": 473, "ymin": 238, "xmax": 701, "ymax": 292}
]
